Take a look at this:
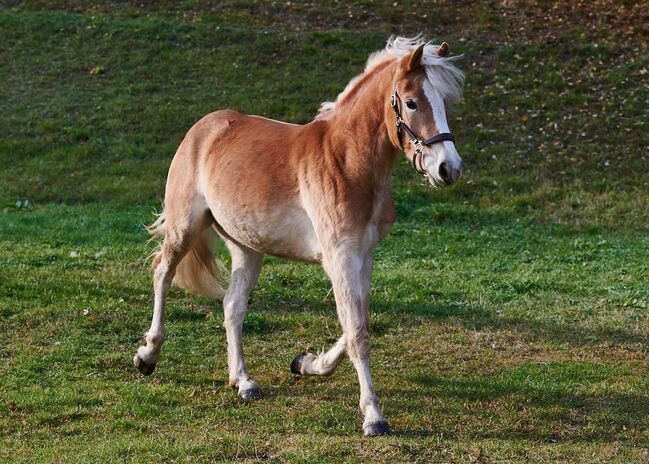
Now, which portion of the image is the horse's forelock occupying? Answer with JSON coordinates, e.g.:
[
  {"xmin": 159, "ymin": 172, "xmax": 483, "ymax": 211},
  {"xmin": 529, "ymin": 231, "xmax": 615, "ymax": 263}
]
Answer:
[{"xmin": 387, "ymin": 35, "xmax": 465, "ymax": 103}]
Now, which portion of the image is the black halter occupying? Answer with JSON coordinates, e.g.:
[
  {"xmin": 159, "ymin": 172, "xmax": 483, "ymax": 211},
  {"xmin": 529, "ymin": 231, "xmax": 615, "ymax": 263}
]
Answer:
[{"xmin": 390, "ymin": 90, "xmax": 456, "ymax": 174}]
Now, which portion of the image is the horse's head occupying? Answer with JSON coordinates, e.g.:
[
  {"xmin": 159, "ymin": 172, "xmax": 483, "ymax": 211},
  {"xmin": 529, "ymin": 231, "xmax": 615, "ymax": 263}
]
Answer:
[{"xmin": 389, "ymin": 41, "xmax": 463, "ymax": 187}]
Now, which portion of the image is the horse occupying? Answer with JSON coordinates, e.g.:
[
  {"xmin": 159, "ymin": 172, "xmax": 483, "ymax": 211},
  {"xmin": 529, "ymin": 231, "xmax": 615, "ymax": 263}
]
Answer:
[{"xmin": 134, "ymin": 36, "xmax": 465, "ymax": 436}]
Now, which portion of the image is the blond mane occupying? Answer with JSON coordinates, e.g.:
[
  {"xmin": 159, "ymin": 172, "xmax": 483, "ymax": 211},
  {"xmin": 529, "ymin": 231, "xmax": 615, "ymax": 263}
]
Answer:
[{"xmin": 316, "ymin": 35, "xmax": 464, "ymax": 120}]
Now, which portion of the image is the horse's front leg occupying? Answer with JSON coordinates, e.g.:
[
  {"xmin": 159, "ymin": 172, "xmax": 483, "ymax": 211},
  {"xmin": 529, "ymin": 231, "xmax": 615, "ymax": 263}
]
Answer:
[
  {"xmin": 324, "ymin": 247, "xmax": 389, "ymax": 436},
  {"xmin": 223, "ymin": 240, "xmax": 264, "ymax": 401}
]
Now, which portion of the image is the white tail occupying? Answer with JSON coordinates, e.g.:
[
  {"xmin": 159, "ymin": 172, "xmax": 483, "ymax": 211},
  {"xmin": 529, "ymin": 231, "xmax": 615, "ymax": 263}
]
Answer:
[{"xmin": 147, "ymin": 211, "xmax": 227, "ymax": 298}]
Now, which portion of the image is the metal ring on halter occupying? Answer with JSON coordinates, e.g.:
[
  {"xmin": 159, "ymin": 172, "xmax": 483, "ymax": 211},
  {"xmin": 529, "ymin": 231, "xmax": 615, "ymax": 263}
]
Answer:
[{"xmin": 412, "ymin": 144, "xmax": 427, "ymax": 175}]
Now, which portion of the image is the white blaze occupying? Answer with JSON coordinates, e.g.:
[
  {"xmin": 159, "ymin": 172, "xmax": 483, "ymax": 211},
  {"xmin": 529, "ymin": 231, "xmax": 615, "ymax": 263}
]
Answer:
[{"xmin": 422, "ymin": 80, "xmax": 462, "ymax": 181}]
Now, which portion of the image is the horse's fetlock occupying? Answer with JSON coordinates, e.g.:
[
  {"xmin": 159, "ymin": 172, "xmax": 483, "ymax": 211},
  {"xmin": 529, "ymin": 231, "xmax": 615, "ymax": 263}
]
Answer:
[
  {"xmin": 146, "ymin": 332, "xmax": 165, "ymax": 345},
  {"xmin": 359, "ymin": 394, "xmax": 379, "ymax": 411}
]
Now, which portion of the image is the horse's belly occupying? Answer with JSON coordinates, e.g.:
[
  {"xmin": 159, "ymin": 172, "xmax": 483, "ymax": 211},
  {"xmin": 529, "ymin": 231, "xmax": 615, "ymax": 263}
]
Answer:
[{"xmin": 212, "ymin": 203, "xmax": 322, "ymax": 263}]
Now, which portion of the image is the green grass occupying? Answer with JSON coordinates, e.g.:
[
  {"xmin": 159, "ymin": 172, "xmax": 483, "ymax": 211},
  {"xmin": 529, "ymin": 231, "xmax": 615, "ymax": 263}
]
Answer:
[{"xmin": 1, "ymin": 1, "xmax": 648, "ymax": 462}]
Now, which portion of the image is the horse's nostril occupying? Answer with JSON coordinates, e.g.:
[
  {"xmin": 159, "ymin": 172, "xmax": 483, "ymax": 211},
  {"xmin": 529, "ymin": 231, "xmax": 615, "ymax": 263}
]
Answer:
[{"xmin": 439, "ymin": 162, "xmax": 450, "ymax": 182}]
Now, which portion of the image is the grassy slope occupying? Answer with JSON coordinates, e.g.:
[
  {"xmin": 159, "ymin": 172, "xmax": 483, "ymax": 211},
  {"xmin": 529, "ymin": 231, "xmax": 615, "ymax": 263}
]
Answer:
[{"xmin": 1, "ymin": 1, "xmax": 648, "ymax": 462}]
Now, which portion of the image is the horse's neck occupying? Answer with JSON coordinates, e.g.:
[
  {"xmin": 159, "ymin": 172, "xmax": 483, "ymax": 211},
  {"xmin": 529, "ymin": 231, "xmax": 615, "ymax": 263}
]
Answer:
[{"xmin": 326, "ymin": 63, "xmax": 399, "ymax": 186}]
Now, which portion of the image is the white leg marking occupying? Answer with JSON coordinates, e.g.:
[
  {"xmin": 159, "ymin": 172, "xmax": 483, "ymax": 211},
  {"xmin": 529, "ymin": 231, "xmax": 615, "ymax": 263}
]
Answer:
[
  {"xmin": 351, "ymin": 356, "xmax": 385, "ymax": 428},
  {"xmin": 324, "ymin": 247, "xmax": 387, "ymax": 433},
  {"xmin": 135, "ymin": 245, "xmax": 183, "ymax": 372},
  {"xmin": 222, "ymin": 241, "xmax": 263, "ymax": 397}
]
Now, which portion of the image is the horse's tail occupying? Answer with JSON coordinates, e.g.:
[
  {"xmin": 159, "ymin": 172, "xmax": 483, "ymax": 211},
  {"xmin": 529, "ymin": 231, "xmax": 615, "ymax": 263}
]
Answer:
[{"xmin": 147, "ymin": 210, "xmax": 227, "ymax": 299}]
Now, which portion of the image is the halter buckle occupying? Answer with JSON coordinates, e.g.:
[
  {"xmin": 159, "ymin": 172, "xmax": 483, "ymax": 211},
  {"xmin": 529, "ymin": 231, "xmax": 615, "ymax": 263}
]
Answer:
[{"xmin": 390, "ymin": 93, "xmax": 398, "ymax": 111}]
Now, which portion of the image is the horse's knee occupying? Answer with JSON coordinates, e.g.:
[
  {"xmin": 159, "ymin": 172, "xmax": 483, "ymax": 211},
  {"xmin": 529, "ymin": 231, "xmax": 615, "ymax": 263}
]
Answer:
[
  {"xmin": 346, "ymin": 325, "xmax": 370, "ymax": 359},
  {"xmin": 223, "ymin": 311, "xmax": 242, "ymax": 330},
  {"xmin": 223, "ymin": 298, "xmax": 245, "ymax": 329}
]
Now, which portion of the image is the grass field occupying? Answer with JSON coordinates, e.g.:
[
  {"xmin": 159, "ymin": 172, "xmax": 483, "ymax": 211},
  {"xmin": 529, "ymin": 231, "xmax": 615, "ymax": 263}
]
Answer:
[{"xmin": 1, "ymin": 1, "xmax": 648, "ymax": 462}]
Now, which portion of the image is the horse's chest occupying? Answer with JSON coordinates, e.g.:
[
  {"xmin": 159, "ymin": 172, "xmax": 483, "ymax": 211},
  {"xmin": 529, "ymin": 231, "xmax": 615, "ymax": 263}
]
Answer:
[{"xmin": 364, "ymin": 191, "xmax": 396, "ymax": 247}]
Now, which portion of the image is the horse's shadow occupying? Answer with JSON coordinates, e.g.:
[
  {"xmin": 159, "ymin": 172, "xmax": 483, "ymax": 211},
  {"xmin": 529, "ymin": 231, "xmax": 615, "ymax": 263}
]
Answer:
[
  {"xmin": 246, "ymin": 292, "xmax": 649, "ymax": 442},
  {"xmin": 257, "ymin": 370, "xmax": 649, "ymax": 442},
  {"xmin": 389, "ymin": 374, "xmax": 649, "ymax": 442},
  {"xmin": 368, "ymin": 296, "xmax": 648, "ymax": 442},
  {"xmin": 372, "ymin": 298, "xmax": 649, "ymax": 348}
]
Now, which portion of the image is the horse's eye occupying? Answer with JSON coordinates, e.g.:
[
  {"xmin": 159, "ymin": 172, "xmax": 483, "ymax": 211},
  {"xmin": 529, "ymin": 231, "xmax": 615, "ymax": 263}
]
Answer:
[{"xmin": 405, "ymin": 99, "xmax": 417, "ymax": 110}]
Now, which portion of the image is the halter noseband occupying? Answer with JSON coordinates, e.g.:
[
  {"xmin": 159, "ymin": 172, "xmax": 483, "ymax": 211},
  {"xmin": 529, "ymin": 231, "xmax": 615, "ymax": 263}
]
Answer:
[{"xmin": 390, "ymin": 90, "xmax": 455, "ymax": 175}]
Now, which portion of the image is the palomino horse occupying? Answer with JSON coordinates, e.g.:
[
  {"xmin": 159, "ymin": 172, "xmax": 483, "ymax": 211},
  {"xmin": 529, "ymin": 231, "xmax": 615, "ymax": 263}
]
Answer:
[{"xmin": 134, "ymin": 36, "xmax": 464, "ymax": 436}]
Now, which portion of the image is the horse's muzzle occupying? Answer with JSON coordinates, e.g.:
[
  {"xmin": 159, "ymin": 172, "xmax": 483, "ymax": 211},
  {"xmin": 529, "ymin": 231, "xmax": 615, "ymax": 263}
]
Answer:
[{"xmin": 437, "ymin": 159, "xmax": 462, "ymax": 185}]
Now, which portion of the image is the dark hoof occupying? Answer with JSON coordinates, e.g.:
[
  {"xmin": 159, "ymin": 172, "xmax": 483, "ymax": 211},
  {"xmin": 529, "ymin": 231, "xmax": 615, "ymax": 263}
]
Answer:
[
  {"xmin": 239, "ymin": 385, "xmax": 262, "ymax": 401},
  {"xmin": 363, "ymin": 421, "xmax": 391, "ymax": 437},
  {"xmin": 134, "ymin": 355, "xmax": 156, "ymax": 376},
  {"xmin": 290, "ymin": 353, "xmax": 305, "ymax": 375}
]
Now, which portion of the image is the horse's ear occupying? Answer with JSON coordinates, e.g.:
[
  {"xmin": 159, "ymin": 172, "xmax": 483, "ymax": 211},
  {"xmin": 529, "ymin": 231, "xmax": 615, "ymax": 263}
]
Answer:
[
  {"xmin": 436, "ymin": 42, "xmax": 450, "ymax": 57},
  {"xmin": 400, "ymin": 44, "xmax": 425, "ymax": 73}
]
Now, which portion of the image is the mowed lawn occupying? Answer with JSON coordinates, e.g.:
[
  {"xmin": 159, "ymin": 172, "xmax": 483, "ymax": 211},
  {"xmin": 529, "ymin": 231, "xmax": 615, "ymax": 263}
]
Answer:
[{"xmin": 1, "ymin": 1, "xmax": 648, "ymax": 462}]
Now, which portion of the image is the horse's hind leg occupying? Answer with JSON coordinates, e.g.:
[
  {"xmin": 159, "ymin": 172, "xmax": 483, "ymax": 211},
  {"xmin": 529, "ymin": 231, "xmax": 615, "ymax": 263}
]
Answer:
[
  {"xmin": 222, "ymin": 239, "xmax": 263, "ymax": 400},
  {"xmin": 134, "ymin": 205, "xmax": 209, "ymax": 375},
  {"xmin": 290, "ymin": 335, "xmax": 346, "ymax": 376}
]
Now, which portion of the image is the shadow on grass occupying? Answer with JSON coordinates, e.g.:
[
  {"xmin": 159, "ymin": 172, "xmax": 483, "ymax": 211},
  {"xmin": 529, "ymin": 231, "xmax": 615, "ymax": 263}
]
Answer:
[
  {"xmin": 256, "ymin": 373, "xmax": 649, "ymax": 443},
  {"xmin": 393, "ymin": 372, "xmax": 649, "ymax": 442},
  {"xmin": 383, "ymin": 299, "xmax": 649, "ymax": 349}
]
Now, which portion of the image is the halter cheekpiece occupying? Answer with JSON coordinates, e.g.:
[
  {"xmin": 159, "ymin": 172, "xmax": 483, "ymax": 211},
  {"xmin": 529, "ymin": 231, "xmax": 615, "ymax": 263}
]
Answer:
[{"xmin": 390, "ymin": 90, "xmax": 456, "ymax": 175}]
